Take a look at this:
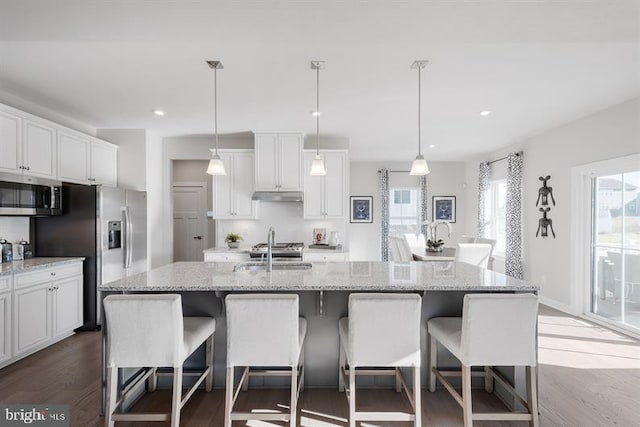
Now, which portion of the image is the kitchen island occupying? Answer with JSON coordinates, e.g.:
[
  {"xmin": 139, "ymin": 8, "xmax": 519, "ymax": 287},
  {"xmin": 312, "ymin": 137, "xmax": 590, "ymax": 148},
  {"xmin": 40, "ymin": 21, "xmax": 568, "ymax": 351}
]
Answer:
[{"xmin": 99, "ymin": 261, "xmax": 538, "ymax": 409}]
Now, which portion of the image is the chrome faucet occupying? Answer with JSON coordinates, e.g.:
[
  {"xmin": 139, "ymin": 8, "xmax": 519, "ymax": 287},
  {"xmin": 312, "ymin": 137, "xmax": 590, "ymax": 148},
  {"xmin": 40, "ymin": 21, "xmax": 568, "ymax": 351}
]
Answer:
[{"xmin": 266, "ymin": 226, "xmax": 276, "ymax": 272}]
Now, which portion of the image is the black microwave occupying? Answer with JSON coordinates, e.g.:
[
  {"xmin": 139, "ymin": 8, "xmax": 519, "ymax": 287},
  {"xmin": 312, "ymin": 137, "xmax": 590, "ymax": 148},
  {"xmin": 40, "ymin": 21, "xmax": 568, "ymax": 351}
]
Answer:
[{"xmin": 0, "ymin": 173, "xmax": 62, "ymax": 216}]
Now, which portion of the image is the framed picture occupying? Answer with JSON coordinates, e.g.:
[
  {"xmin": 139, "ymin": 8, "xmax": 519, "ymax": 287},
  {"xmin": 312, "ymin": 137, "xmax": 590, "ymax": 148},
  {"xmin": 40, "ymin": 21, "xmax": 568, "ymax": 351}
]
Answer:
[
  {"xmin": 350, "ymin": 196, "xmax": 373, "ymax": 223},
  {"xmin": 313, "ymin": 228, "xmax": 327, "ymax": 244},
  {"xmin": 432, "ymin": 196, "xmax": 456, "ymax": 223}
]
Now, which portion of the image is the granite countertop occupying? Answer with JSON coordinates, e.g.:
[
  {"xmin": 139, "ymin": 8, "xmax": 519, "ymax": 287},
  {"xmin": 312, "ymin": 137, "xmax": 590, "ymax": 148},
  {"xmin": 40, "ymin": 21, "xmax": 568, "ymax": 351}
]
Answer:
[
  {"xmin": 100, "ymin": 261, "xmax": 538, "ymax": 292},
  {"xmin": 203, "ymin": 247, "xmax": 250, "ymax": 254},
  {"xmin": 0, "ymin": 257, "xmax": 85, "ymax": 277}
]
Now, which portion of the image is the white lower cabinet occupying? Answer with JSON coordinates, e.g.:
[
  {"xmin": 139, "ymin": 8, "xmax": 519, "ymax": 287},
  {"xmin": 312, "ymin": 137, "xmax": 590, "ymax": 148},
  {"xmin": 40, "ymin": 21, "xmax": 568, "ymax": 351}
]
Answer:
[
  {"xmin": 204, "ymin": 252, "xmax": 250, "ymax": 263},
  {"xmin": 303, "ymin": 252, "xmax": 350, "ymax": 262},
  {"xmin": 1, "ymin": 262, "xmax": 83, "ymax": 368},
  {"xmin": 14, "ymin": 283, "xmax": 51, "ymax": 356},
  {"xmin": 0, "ymin": 292, "xmax": 11, "ymax": 365},
  {"xmin": 52, "ymin": 276, "xmax": 83, "ymax": 338}
]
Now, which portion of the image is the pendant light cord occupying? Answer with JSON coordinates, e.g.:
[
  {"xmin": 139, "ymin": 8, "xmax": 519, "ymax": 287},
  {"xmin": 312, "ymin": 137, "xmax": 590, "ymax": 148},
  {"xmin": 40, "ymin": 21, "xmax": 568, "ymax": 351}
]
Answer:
[
  {"xmin": 214, "ymin": 67, "xmax": 219, "ymax": 155},
  {"xmin": 316, "ymin": 65, "xmax": 320, "ymax": 156},
  {"xmin": 417, "ymin": 65, "xmax": 421, "ymax": 157}
]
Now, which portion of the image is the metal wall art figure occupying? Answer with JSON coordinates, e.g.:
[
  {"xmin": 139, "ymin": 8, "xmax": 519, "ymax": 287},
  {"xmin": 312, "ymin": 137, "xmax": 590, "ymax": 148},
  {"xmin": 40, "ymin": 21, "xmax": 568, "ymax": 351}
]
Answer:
[
  {"xmin": 536, "ymin": 207, "xmax": 556, "ymax": 238},
  {"xmin": 536, "ymin": 175, "xmax": 556, "ymax": 207}
]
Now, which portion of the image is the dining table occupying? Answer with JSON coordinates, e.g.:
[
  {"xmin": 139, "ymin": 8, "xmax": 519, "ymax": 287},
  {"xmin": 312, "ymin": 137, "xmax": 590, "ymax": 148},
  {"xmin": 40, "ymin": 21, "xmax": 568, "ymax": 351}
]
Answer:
[{"xmin": 411, "ymin": 247, "xmax": 456, "ymax": 261}]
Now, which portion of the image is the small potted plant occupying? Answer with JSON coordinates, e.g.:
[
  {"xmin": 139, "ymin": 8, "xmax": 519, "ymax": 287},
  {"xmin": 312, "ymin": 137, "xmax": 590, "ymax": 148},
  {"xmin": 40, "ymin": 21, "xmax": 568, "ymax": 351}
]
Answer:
[
  {"xmin": 424, "ymin": 220, "xmax": 452, "ymax": 252},
  {"xmin": 225, "ymin": 232, "xmax": 242, "ymax": 249}
]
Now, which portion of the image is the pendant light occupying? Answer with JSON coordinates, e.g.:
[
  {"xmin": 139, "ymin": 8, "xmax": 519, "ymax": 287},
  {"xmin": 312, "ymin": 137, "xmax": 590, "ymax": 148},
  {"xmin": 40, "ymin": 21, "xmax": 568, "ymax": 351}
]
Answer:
[
  {"xmin": 206, "ymin": 60, "xmax": 226, "ymax": 175},
  {"xmin": 409, "ymin": 60, "xmax": 430, "ymax": 176},
  {"xmin": 309, "ymin": 61, "xmax": 327, "ymax": 176}
]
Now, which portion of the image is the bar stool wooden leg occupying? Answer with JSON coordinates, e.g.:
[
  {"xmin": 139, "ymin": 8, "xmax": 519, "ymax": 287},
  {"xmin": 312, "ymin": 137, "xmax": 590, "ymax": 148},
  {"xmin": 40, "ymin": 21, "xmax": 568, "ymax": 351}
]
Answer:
[
  {"xmin": 206, "ymin": 335, "xmax": 215, "ymax": 392},
  {"xmin": 338, "ymin": 335, "xmax": 345, "ymax": 393},
  {"xmin": 147, "ymin": 368, "xmax": 158, "ymax": 392},
  {"xmin": 349, "ymin": 368, "xmax": 356, "ymax": 427},
  {"xmin": 395, "ymin": 367, "xmax": 402, "ymax": 392},
  {"xmin": 462, "ymin": 365, "xmax": 473, "ymax": 427},
  {"xmin": 300, "ymin": 347, "xmax": 306, "ymax": 391},
  {"xmin": 527, "ymin": 366, "xmax": 540, "ymax": 427},
  {"xmin": 105, "ymin": 367, "xmax": 117, "ymax": 427},
  {"xmin": 290, "ymin": 365, "xmax": 298, "ymax": 427},
  {"xmin": 413, "ymin": 366, "xmax": 422, "ymax": 427},
  {"xmin": 171, "ymin": 366, "xmax": 183, "ymax": 427},
  {"xmin": 429, "ymin": 335, "xmax": 437, "ymax": 392},
  {"xmin": 224, "ymin": 367, "xmax": 233, "ymax": 427},
  {"xmin": 484, "ymin": 366, "xmax": 494, "ymax": 393}
]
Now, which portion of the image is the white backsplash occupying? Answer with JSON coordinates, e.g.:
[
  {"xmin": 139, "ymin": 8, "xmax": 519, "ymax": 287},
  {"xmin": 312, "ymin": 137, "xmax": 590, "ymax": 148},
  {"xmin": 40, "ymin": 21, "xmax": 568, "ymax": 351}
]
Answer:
[
  {"xmin": 215, "ymin": 202, "xmax": 347, "ymax": 248},
  {"xmin": 0, "ymin": 217, "xmax": 30, "ymax": 242}
]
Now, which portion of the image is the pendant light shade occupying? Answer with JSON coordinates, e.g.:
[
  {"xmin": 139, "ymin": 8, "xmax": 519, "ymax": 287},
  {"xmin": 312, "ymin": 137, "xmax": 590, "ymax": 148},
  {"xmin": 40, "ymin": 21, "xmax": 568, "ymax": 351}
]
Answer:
[
  {"xmin": 409, "ymin": 60, "xmax": 430, "ymax": 176},
  {"xmin": 206, "ymin": 60, "xmax": 226, "ymax": 176},
  {"xmin": 207, "ymin": 150, "xmax": 226, "ymax": 175},
  {"xmin": 310, "ymin": 154, "xmax": 326, "ymax": 176},
  {"xmin": 310, "ymin": 61, "xmax": 326, "ymax": 176}
]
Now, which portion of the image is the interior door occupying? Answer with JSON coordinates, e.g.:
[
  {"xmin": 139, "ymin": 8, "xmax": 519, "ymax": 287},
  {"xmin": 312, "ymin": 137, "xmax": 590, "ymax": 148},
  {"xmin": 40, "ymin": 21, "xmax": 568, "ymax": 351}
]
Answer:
[{"xmin": 173, "ymin": 184, "xmax": 206, "ymax": 261}]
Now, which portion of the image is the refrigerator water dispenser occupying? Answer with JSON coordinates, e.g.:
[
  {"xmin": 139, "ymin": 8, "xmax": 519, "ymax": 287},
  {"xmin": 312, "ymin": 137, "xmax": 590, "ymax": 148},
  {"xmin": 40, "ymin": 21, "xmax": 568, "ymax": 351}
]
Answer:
[{"xmin": 108, "ymin": 221, "xmax": 121, "ymax": 249}]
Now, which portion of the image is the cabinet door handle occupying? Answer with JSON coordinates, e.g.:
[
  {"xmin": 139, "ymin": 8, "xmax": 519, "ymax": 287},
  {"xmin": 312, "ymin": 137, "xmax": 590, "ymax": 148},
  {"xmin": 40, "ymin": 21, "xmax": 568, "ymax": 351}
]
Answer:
[
  {"xmin": 193, "ymin": 236, "xmax": 202, "ymax": 240},
  {"xmin": 50, "ymin": 272, "xmax": 56, "ymax": 276}
]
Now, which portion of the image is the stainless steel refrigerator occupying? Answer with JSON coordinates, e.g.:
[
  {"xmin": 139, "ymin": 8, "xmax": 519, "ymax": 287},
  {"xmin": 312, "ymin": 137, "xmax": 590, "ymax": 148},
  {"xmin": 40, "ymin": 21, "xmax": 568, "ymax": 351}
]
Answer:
[{"xmin": 31, "ymin": 184, "xmax": 147, "ymax": 330}]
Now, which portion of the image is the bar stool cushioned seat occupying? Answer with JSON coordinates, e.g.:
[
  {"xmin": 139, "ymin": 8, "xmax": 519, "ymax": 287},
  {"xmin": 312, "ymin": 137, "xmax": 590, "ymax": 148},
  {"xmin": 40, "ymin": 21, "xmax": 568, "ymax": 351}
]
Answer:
[{"xmin": 104, "ymin": 294, "xmax": 216, "ymax": 427}]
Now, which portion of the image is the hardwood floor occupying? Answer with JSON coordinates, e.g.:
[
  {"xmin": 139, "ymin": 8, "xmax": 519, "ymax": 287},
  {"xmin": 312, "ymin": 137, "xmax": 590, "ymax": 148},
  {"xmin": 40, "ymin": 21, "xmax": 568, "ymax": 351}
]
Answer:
[{"xmin": 0, "ymin": 306, "xmax": 638, "ymax": 426}]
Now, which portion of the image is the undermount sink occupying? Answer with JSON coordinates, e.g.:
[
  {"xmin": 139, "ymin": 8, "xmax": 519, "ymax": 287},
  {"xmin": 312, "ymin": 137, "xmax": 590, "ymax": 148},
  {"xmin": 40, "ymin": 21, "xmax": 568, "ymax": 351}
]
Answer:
[{"xmin": 233, "ymin": 261, "xmax": 313, "ymax": 272}]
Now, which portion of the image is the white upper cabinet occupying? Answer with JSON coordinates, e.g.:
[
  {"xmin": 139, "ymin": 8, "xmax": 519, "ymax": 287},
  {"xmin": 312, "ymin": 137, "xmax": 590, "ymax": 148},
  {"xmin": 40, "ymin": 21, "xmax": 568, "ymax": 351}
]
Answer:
[
  {"xmin": 90, "ymin": 138, "xmax": 118, "ymax": 187},
  {"xmin": 254, "ymin": 132, "xmax": 303, "ymax": 191},
  {"xmin": 58, "ymin": 130, "xmax": 90, "ymax": 184},
  {"xmin": 303, "ymin": 150, "xmax": 348, "ymax": 219},
  {"xmin": 58, "ymin": 134, "xmax": 117, "ymax": 186},
  {"xmin": 23, "ymin": 120, "xmax": 57, "ymax": 179},
  {"xmin": 0, "ymin": 109, "xmax": 22, "ymax": 173},
  {"xmin": 0, "ymin": 102, "xmax": 118, "ymax": 186},
  {"xmin": 212, "ymin": 150, "xmax": 257, "ymax": 219}
]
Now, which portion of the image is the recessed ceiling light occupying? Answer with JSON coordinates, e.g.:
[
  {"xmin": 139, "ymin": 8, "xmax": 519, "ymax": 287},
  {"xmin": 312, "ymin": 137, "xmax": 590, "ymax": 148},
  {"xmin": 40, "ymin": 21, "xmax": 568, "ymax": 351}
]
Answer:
[
  {"xmin": 480, "ymin": 110, "xmax": 492, "ymax": 116},
  {"xmin": 310, "ymin": 111, "xmax": 322, "ymax": 117},
  {"xmin": 152, "ymin": 109, "xmax": 166, "ymax": 116},
  {"xmin": 428, "ymin": 144, "xmax": 436, "ymax": 148}
]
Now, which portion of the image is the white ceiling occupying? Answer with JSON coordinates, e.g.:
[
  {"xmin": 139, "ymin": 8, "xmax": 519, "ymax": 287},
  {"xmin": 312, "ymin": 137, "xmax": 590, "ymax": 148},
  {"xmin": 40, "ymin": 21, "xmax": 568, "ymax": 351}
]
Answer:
[{"xmin": 1, "ymin": 0, "xmax": 639, "ymax": 161}]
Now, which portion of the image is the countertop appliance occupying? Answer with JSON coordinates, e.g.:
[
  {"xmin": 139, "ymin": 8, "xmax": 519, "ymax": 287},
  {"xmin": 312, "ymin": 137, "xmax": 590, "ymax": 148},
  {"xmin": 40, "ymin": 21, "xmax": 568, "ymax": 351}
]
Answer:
[
  {"xmin": 31, "ymin": 184, "xmax": 147, "ymax": 330},
  {"xmin": 0, "ymin": 172, "xmax": 62, "ymax": 216},
  {"xmin": 250, "ymin": 242, "xmax": 304, "ymax": 259}
]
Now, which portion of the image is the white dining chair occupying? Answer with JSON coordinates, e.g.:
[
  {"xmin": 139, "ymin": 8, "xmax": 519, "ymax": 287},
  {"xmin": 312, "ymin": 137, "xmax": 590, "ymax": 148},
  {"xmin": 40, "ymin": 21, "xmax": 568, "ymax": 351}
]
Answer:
[
  {"xmin": 339, "ymin": 293, "xmax": 422, "ymax": 427},
  {"xmin": 103, "ymin": 294, "xmax": 216, "ymax": 427},
  {"xmin": 428, "ymin": 293, "xmax": 539, "ymax": 427},
  {"xmin": 390, "ymin": 235, "xmax": 414, "ymax": 262},
  {"xmin": 455, "ymin": 243, "xmax": 493, "ymax": 269},
  {"xmin": 224, "ymin": 294, "xmax": 306, "ymax": 427}
]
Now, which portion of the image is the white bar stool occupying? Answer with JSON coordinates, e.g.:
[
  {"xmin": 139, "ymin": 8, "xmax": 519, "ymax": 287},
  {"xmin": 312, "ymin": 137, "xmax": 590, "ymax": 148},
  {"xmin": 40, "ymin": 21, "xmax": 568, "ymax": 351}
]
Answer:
[
  {"xmin": 224, "ymin": 294, "xmax": 306, "ymax": 427},
  {"xmin": 338, "ymin": 293, "xmax": 422, "ymax": 427},
  {"xmin": 103, "ymin": 294, "xmax": 216, "ymax": 427},
  {"xmin": 428, "ymin": 293, "xmax": 539, "ymax": 427}
]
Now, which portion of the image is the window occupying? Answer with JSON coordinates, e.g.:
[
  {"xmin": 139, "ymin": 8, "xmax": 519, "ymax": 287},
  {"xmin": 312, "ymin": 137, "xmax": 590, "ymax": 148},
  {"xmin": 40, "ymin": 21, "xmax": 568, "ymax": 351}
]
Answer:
[
  {"xmin": 591, "ymin": 170, "xmax": 640, "ymax": 331},
  {"xmin": 486, "ymin": 180, "xmax": 507, "ymax": 256},
  {"xmin": 389, "ymin": 188, "xmax": 421, "ymax": 236}
]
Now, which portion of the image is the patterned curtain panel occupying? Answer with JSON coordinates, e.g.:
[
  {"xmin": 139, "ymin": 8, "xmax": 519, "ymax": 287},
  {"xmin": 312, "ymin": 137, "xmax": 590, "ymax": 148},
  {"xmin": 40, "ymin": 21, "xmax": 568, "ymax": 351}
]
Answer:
[
  {"xmin": 477, "ymin": 162, "xmax": 491, "ymax": 237},
  {"xmin": 420, "ymin": 175, "xmax": 428, "ymax": 236},
  {"xmin": 506, "ymin": 152, "xmax": 524, "ymax": 279},
  {"xmin": 378, "ymin": 169, "xmax": 390, "ymax": 261}
]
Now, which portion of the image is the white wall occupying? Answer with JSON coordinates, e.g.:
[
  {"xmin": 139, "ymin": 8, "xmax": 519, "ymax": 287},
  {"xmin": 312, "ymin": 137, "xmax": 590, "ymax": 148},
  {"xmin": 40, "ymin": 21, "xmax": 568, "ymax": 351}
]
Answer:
[
  {"xmin": 216, "ymin": 202, "xmax": 347, "ymax": 249},
  {"xmin": 0, "ymin": 217, "xmax": 30, "ymax": 243},
  {"xmin": 97, "ymin": 129, "xmax": 147, "ymax": 191},
  {"xmin": 349, "ymin": 161, "xmax": 468, "ymax": 261},
  {"xmin": 464, "ymin": 97, "xmax": 640, "ymax": 312}
]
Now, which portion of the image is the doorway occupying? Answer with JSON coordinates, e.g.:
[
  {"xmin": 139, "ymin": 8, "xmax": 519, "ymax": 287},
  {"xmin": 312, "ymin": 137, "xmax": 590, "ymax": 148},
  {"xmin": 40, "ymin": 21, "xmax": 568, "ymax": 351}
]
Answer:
[{"xmin": 173, "ymin": 183, "xmax": 207, "ymax": 261}]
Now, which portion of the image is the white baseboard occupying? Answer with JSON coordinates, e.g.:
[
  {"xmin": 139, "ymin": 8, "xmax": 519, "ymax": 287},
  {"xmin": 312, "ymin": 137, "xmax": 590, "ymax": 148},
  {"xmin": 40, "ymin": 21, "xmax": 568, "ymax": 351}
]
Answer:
[{"xmin": 538, "ymin": 296, "xmax": 577, "ymax": 316}]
